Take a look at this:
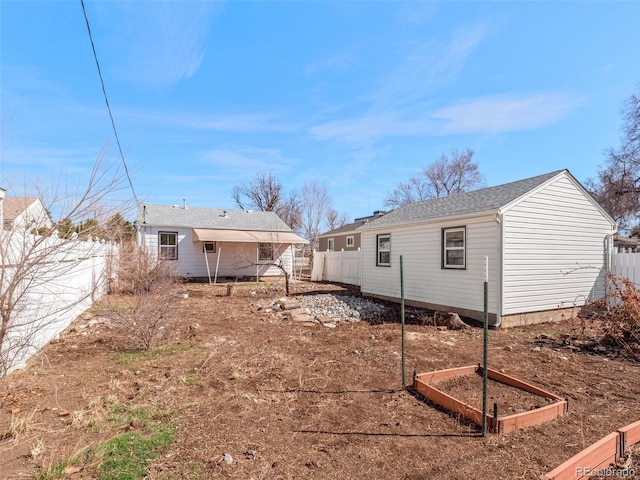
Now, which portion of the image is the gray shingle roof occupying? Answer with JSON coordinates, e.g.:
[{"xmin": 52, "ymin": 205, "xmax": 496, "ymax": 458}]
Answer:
[
  {"xmin": 319, "ymin": 219, "xmax": 367, "ymax": 237},
  {"xmin": 362, "ymin": 170, "xmax": 566, "ymax": 229},
  {"xmin": 136, "ymin": 204, "xmax": 293, "ymax": 231}
]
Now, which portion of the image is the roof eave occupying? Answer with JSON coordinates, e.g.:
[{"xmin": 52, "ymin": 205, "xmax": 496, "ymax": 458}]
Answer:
[{"xmin": 359, "ymin": 208, "xmax": 500, "ymax": 231}]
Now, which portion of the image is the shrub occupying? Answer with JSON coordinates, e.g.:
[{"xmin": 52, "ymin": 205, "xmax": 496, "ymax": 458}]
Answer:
[
  {"xmin": 579, "ymin": 272, "xmax": 640, "ymax": 354},
  {"xmin": 109, "ymin": 242, "xmax": 183, "ymax": 350}
]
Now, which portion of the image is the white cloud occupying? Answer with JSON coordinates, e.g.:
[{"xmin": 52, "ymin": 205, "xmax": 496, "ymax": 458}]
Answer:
[
  {"xmin": 308, "ymin": 24, "xmax": 488, "ymax": 144},
  {"xmin": 368, "ymin": 24, "xmax": 487, "ymax": 109},
  {"xmin": 99, "ymin": 1, "xmax": 220, "ymax": 89},
  {"xmin": 432, "ymin": 93, "xmax": 582, "ymax": 135},
  {"xmin": 200, "ymin": 146, "xmax": 299, "ymax": 174},
  {"xmin": 309, "ymin": 92, "xmax": 581, "ymax": 144},
  {"xmin": 309, "ymin": 111, "xmax": 434, "ymax": 144},
  {"xmin": 305, "ymin": 50, "xmax": 360, "ymax": 76},
  {"xmin": 118, "ymin": 108, "xmax": 297, "ymax": 133}
]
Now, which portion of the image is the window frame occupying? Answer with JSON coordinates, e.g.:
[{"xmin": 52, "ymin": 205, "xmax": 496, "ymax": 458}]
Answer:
[
  {"xmin": 442, "ymin": 226, "xmax": 466, "ymax": 269},
  {"xmin": 346, "ymin": 235, "xmax": 354, "ymax": 247},
  {"xmin": 158, "ymin": 231, "xmax": 178, "ymax": 260},
  {"xmin": 327, "ymin": 238, "xmax": 335, "ymax": 251},
  {"xmin": 376, "ymin": 233, "xmax": 391, "ymax": 267},
  {"xmin": 203, "ymin": 242, "xmax": 216, "ymax": 253},
  {"xmin": 258, "ymin": 242, "xmax": 274, "ymax": 261}
]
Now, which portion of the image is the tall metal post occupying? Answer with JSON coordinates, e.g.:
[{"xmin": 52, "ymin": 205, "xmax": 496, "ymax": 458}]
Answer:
[
  {"xmin": 482, "ymin": 256, "xmax": 489, "ymax": 436},
  {"xmin": 400, "ymin": 255, "xmax": 406, "ymax": 389}
]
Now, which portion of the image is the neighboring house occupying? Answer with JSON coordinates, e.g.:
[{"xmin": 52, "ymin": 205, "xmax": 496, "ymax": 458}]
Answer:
[
  {"xmin": 135, "ymin": 203, "xmax": 309, "ymax": 281},
  {"xmin": 359, "ymin": 170, "xmax": 617, "ymax": 328},
  {"xmin": 613, "ymin": 235, "xmax": 640, "ymax": 253},
  {"xmin": 1, "ymin": 193, "xmax": 52, "ymax": 231},
  {"xmin": 318, "ymin": 211, "xmax": 386, "ymax": 252}
]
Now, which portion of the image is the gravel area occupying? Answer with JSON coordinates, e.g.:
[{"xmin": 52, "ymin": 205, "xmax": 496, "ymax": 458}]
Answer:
[{"xmin": 299, "ymin": 293, "xmax": 388, "ymax": 323}]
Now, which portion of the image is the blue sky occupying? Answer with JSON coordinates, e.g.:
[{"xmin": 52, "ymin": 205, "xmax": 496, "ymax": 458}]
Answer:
[{"xmin": 1, "ymin": 1, "xmax": 639, "ymax": 223}]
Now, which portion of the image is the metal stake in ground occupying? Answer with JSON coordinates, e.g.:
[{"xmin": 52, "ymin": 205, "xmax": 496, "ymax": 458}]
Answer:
[
  {"xmin": 400, "ymin": 255, "xmax": 406, "ymax": 389},
  {"xmin": 482, "ymin": 256, "xmax": 489, "ymax": 436}
]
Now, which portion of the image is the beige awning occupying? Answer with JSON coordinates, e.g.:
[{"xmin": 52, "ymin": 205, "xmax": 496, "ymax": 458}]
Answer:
[{"xmin": 192, "ymin": 228, "xmax": 309, "ymax": 244}]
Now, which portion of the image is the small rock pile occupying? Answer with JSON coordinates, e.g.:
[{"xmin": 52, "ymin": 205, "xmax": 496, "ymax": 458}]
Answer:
[
  {"xmin": 299, "ymin": 294, "xmax": 387, "ymax": 323},
  {"xmin": 256, "ymin": 293, "xmax": 389, "ymax": 327}
]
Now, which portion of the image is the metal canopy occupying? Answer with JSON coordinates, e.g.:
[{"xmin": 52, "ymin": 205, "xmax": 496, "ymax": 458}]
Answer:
[{"xmin": 192, "ymin": 228, "xmax": 309, "ymax": 244}]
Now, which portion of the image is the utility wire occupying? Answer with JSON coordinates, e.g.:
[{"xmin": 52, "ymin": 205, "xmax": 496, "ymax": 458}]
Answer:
[{"xmin": 80, "ymin": 0, "xmax": 139, "ymax": 205}]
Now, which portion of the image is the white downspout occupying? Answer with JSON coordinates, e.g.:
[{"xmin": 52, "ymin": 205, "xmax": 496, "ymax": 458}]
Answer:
[{"xmin": 495, "ymin": 213, "xmax": 504, "ymax": 328}]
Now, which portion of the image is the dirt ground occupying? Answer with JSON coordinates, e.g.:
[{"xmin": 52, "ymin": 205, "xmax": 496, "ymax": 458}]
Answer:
[{"xmin": 1, "ymin": 280, "xmax": 640, "ymax": 479}]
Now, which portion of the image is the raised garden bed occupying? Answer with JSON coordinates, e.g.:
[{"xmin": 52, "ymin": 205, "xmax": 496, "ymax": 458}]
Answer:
[
  {"xmin": 413, "ymin": 365, "xmax": 568, "ymax": 434},
  {"xmin": 542, "ymin": 420, "xmax": 640, "ymax": 480}
]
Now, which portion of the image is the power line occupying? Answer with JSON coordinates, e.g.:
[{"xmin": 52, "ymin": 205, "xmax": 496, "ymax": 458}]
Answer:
[{"xmin": 80, "ymin": 0, "xmax": 139, "ymax": 205}]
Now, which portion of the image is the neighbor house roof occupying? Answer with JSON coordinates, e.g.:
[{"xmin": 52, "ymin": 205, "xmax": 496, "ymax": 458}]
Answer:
[
  {"xmin": 319, "ymin": 211, "xmax": 387, "ymax": 238},
  {"xmin": 136, "ymin": 203, "xmax": 309, "ymax": 243},
  {"xmin": 360, "ymin": 170, "xmax": 609, "ymax": 229},
  {"xmin": 2, "ymin": 196, "xmax": 40, "ymax": 223}
]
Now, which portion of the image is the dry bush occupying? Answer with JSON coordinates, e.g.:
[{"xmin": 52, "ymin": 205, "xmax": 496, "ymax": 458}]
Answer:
[
  {"xmin": 109, "ymin": 243, "xmax": 183, "ymax": 350},
  {"xmin": 110, "ymin": 241, "xmax": 179, "ymax": 295},
  {"xmin": 579, "ymin": 272, "xmax": 640, "ymax": 353}
]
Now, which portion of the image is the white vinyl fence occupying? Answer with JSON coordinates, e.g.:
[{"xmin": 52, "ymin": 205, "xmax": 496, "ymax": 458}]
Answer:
[
  {"xmin": 311, "ymin": 249, "xmax": 361, "ymax": 286},
  {"xmin": 1, "ymin": 231, "xmax": 114, "ymax": 375},
  {"xmin": 313, "ymin": 251, "xmax": 640, "ymax": 290},
  {"xmin": 610, "ymin": 252, "xmax": 640, "ymax": 285}
]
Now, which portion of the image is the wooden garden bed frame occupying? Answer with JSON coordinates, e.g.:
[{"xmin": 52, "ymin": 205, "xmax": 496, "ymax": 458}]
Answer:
[
  {"xmin": 541, "ymin": 419, "xmax": 640, "ymax": 480},
  {"xmin": 413, "ymin": 365, "xmax": 568, "ymax": 434}
]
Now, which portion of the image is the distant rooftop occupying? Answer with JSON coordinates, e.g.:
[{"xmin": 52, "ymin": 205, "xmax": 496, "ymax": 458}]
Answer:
[
  {"xmin": 320, "ymin": 210, "xmax": 387, "ymax": 237},
  {"xmin": 2, "ymin": 196, "xmax": 40, "ymax": 222},
  {"xmin": 136, "ymin": 203, "xmax": 293, "ymax": 232}
]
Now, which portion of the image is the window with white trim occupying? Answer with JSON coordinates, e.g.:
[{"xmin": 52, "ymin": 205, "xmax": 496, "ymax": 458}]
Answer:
[
  {"xmin": 346, "ymin": 235, "xmax": 354, "ymax": 247},
  {"xmin": 258, "ymin": 242, "xmax": 274, "ymax": 261},
  {"xmin": 377, "ymin": 234, "xmax": 391, "ymax": 267},
  {"xmin": 442, "ymin": 227, "xmax": 466, "ymax": 269},
  {"xmin": 159, "ymin": 231, "xmax": 178, "ymax": 260},
  {"xmin": 203, "ymin": 242, "xmax": 216, "ymax": 253},
  {"xmin": 327, "ymin": 238, "xmax": 334, "ymax": 251}
]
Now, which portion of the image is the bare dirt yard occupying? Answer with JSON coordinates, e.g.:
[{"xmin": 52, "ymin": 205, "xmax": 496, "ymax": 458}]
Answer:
[{"xmin": 1, "ymin": 280, "xmax": 640, "ymax": 479}]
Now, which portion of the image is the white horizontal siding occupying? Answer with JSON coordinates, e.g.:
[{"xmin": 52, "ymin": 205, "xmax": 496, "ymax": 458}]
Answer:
[
  {"xmin": 361, "ymin": 216, "xmax": 499, "ymax": 315},
  {"xmin": 502, "ymin": 175, "xmax": 613, "ymax": 315},
  {"xmin": 139, "ymin": 226, "xmax": 292, "ymax": 278}
]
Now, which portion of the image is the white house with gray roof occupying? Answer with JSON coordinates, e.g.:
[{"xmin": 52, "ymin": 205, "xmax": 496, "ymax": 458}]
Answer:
[
  {"xmin": 136, "ymin": 203, "xmax": 308, "ymax": 282},
  {"xmin": 359, "ymin": 170, "xmax": 617, "ymax": 328}
]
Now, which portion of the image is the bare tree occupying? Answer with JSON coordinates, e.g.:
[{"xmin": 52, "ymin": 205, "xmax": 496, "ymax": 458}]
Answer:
[
  {"xmin": 232, "ymin": 171, "xmax": 301, "ymax": 229},
  {"xmin": 326, "ymin": 208, "xmax": 350, "ymax": 230},
  {"xmin": 384, "ymin": 148, "xmax": 484, "ymax": 208},
  {"xmin": 0, "ymin": 151, "xmax": 129, "ymax": 376},
  {"xmin": 232, "ymin": 171, "xmax": 282, "ymax": 212},
  {"xmin": 300, "ymin": 181, "xmax": 331, "ymax": 251},
  {"xmin": 109, "ymin": 241, "xmax": 181, "ymax": 350},
  {"xmin": 277, "ymin": 192, "xmax": 302, "ymax": 232},
  {"xmin": 232, "ymin": 225, "xmax": 300, "ymax": 295},
  {"xmin": 587, "ymin": 86, "xmax": 640, "ymax": 232}
]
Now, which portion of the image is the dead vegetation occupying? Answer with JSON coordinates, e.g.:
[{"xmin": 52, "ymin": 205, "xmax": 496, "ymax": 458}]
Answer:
[
  {"xmin": 107, "ymin": 242, "xmax": 183, "ymax": 351},
  {"xmin": 577, "ymin": 272, "xmax": 640, "ymax": 359},
  {"xmin": 1, "ymin": 280, "xmax": 640, "ymax": 479}
]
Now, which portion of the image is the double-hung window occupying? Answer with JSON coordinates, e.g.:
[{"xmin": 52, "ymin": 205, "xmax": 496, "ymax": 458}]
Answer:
[
  {"xmin": 258, "ymin": 243, "xmax": 274, "ymax": 261},
  {"xmin": 327, "ymin": 238, "xmax": 335, "ymax": 251},
  {"xmin": 442, "ymin": 227, "xmax": 466, "ymax": 269},
  {"xmin": 159, "ymin": 231, "xmax": 178, "ymax": 260},
  {"xmin": 376, "ymin": 234, "xmax": 391, "ymax": 267}
]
